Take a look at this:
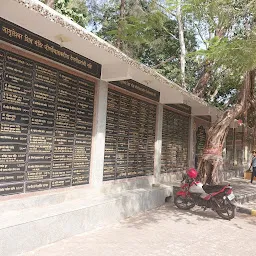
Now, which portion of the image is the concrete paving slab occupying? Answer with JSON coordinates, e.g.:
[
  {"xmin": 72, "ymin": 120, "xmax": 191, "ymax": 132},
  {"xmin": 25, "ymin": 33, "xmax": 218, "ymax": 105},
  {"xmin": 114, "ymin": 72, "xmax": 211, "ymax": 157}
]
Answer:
[{"xmin": 22, "ymin": 203, "xmax": 256, "ymax": 256}]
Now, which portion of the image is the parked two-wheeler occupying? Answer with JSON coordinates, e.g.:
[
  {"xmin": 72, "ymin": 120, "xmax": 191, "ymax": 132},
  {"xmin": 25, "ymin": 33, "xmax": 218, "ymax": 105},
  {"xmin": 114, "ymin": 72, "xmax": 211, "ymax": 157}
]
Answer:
[{"xmin": 174, "ymin": 168, "xmax": 236, "ymax": 220}]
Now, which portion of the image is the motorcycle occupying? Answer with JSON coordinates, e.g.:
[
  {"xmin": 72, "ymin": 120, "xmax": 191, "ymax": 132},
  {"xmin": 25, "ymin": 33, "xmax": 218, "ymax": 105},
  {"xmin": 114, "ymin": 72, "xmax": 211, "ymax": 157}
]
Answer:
[{"xmin": 174, "ymin": 171, "xmax": 236, "ymax": 220}]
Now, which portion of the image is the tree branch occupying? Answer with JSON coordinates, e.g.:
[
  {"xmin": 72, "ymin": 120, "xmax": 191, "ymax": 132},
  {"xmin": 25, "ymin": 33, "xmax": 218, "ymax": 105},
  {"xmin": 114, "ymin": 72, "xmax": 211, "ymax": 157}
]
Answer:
[
  {"xmin": 193, "ymin": 22, "xmax": 208, "ymax": 48},
  {"xmin": 44, "ymin": 0, "xmax": 55, "ymax": 9},
  {"xmin": 152, "ymin": 56, "xmax": 176, "ymax": 68}
]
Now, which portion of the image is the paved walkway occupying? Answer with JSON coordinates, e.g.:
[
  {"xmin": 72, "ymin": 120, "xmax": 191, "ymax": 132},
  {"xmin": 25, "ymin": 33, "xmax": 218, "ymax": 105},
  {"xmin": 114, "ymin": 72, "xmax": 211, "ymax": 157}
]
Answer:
[
  {"xmin": 229, "ymin": 177, "xmax": 256, "ymax": 194},
  {"xmin": 23, "ymin": 203, "xmax": 256, "ymax": 256}
]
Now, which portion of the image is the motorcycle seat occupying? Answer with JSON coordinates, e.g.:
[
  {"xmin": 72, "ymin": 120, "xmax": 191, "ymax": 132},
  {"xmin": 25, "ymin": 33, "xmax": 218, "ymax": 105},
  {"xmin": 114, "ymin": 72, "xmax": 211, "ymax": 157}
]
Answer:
[{"xmin": 202, "ymin": 185, "xmax": 225, "ymax": 193}]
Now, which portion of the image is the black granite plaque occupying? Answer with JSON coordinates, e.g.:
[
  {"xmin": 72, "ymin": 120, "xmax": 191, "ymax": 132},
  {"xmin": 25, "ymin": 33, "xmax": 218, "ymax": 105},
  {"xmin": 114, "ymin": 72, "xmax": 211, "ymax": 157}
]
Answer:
[
  {"xmin": 27, "ymin": 171, "xmax": 51, "ymax": 181},
  {"xmin": 5, "ymin": 62, "xmax": 33, "ymax": 78},
  {"xmin": 32, "ymin": 108, "xmax": 54, "ymax": 119},
  {"xmin": 54, "ymin": 146, "xmax": 74, "ymax": 154},
  {"xmin": 33, "ymin": 99, "xmax": 55, "ymax": 110},
  {"xmin": 2, "ymin": 103, "xmax": 30, "ymax": 115},
  {"xmin": 28, "ymin": 154, "xmax": 52, "ymax": 162},
  {"xmin": 34, "ymin": 82, "xmax": 57, "ymax": 95},
  {"xmin": 52, "ymin": 170, "xmax": 72, "ymax": 178},
  {"xmin": 0, "ymin": 163, "xmax": 25, "ymax": 173},
  {"xmin": 4, "ymin": 73, "xmax": 32, "ymax": 87},
  {"xmin": 2, "ymin": 92, "xmax": 31, "ymax": 105},
  {"xmin": 36, "ymin": 64, "xmax": 57, "ymax": 78},
  {"xmin": 33, "ymin": 90, "xmax": 55, "ymax": 102},
  {"xmin": 196, "ymin": 126, "xmax": 207, "ymax": 156},
  {"xmin": 30, "ymin": 127, "xmax": 54, "ymax": 136},
  {"xmin": 0, "ymin": 183, "xmax": 24, "ymax": 195},
  {"xmin": 0, "ymin": 123, "xmax": 29, "ymax": 134},
  {"xmin": 2, "ymin": 82, "xmax": 32, "ymax": 97},
  {"xmin": 0, "ymin": 172, "xmax": 25, "ymax": 183},
  {"xmin": 27, "ymin": 163, "xmax": 51, "ymax": 172},
  {"xmin": 31, "ymin": 117, "xmax": 54, "ymax": 127},
  {"xmin": 0, "ymin": 134, "xmax": 27, "ymax": 143},
  {"xmin": 0, "ymin": 48, "xmax": 95, "ymax": 195},
  {"xmin": 161, "ymin": 108, "xmax": 189, "ymax": 173},
  {"xmin": 26, "ymin": 181, "xmax": 50, "ymax": 192},
  {"xmin": 167, "ymin": 104, "xmax": 192, "ymax": 114},
  {"xmin": 111, "ymin": 80, "xmax": 160, "ymax": 101},
  {"xmin": 73, "ymin": 161, "xmax": 90, "ymax": 168},
  {"xmin": 6, "ymin": 52, "xmax": 33, "ymax": 68},
  {"xmin": 53, "ymin": 162, "xmax": 73, "ymax": 170},
  {"xmin": 53, "ymin": 154, "xmax": 73, "ymax": 162},
  {"xmin": 51, "ymin": 179, "xmax": 71, "ymax": 188},
  {"xmin": 72, "ymin": 175, "xmax": 89, "ymax": 185},
  {"xmin": 0, "ymin": 18, "xmax": 101, "ymax": 78},
  {"xmin": 0, "ymin": 144, "xmax": 27, "ymax": 153},
  {"xmin": 1, "ymin": 112, "xmax": 30, "ymax": 124},
  {"xmin": 29, "ymin": 144, "xmax": 52, "ymax": 153},
  {"xmin": 54, "ymin": 138, "xmax": 74, "ymax": 146},
  {"xmin": 103, "ymin": 89, "xmax": 156, "ymax": 180},
  {"xmin": 73, "ymin": 169, "xmax": 89, "ymax": 176}
]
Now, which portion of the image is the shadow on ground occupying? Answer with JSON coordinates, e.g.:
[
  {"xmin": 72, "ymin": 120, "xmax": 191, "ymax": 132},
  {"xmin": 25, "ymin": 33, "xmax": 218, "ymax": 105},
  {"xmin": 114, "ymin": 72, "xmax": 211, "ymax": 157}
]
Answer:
[
  {"xmin": 122, "ymin": 203, "xmax": 224, "ymax": 230},
  {"xmin": 122, "ymin": 200, "xmax": 256, "ymax": 232}
]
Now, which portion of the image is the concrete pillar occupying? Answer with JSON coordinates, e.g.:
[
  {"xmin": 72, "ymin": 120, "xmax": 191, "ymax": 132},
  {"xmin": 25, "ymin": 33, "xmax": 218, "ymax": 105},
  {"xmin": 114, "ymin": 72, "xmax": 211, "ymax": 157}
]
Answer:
[
  {"xmin": 244, "ymin": 146, "xmax": 249, "ymax": 165},
  {"xmin": 90, "ymin": 80, "xmax": 108, "ymax": 188},
  {"xmin": 233, "ymin": 128, "xmax": 237, "ymax": 166},
  {"xmin": 154, "ymin": 104, "xmax": 163, "ymax": 184},
  {"xmin": 222, "ymin": 140, "xmax": 227, "ymax": 163},
  {"xmin": 188, "ymin": 115, "xmax": 194, "ymax": 168}
]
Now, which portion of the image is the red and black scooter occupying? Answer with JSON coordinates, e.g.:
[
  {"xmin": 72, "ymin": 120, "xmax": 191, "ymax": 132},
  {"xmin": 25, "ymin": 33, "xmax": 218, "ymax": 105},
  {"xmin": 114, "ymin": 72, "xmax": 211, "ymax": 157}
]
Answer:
[{"xmin": 174, "ymin": 168, "xmax": 236, "ymax": 220}]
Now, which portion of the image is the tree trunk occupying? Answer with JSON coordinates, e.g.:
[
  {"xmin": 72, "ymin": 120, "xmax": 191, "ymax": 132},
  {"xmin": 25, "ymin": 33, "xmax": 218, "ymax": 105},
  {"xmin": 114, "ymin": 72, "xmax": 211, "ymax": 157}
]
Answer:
[
  {"xmin": 192, "ymin": 27, "xmax": 225, "ymax": 97},
  {"xmin": 198, "ymin": 70, "xmax": 255, "ymax": 184},
  {"xmin": 176, "ymin": 0, "xmax": 186, "ymax": 88},
  {"xmin": 44, "ymin": 0, "xmax": 55, "ymax": 9},
  {"xmin": 117, "ymin": 0, "xmax": 125, "ymax": 50},
  {"xmin": 253, "ymin": 126, "xmax": 256, "ymax": 149},
  {"xmin": 243, "ymin": 111, "xmax": 248, "ymax": 164},
  {"xmin": 193, "ymin": 62, "xmax": 212, "ymax": 97}
]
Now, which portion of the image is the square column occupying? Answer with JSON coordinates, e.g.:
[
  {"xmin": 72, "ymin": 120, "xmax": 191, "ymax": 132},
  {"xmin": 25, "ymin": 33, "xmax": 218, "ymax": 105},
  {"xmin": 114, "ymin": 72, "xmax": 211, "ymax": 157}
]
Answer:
[
  {"xmin": 233, "ymin": 128, "xmax": 237, "ymax": 166},
  {"xmin": 90, "ymin": 80, "xmax": 108, "ymax": 188},
  {"xmin": 154, "ymin": 104, "xmax": 163, "ymax": 183},
  {"xmin": 188, "ymin": 115, "xmax": 195, "ymax": 168}
]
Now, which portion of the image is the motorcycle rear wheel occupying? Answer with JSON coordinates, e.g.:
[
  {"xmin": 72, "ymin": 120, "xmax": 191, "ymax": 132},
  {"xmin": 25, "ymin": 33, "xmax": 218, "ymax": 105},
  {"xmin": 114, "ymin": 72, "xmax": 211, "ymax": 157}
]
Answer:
[
  {"xmin": 174, "ymin": 195, "xmax": 195, "ymax": 210},
  {"xmin": 216, "ymin": 199, "xmax": 236, "ymax": 220}
]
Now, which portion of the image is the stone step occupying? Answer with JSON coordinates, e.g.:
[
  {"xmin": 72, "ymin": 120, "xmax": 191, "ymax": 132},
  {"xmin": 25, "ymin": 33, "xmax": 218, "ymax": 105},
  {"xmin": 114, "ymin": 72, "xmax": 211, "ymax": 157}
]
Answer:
[
  {"xmin": 0, "ymin": 186, "xmax": 170, "ymax": 256},
  {"xmin": 0, "ymin": 185, "xmax": 101, "ymax": 212}
]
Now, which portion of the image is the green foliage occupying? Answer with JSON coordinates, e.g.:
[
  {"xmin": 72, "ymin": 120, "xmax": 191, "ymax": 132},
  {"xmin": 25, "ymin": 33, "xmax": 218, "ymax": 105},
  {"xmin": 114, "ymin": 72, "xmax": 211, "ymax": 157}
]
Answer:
[
  {"xmin": 202, "ymin": 36, "xmax": 256, "ymax": 74},
  {"xmin": 42, "ymin": 0, "xmax": 256, "ymax": 114},
  {"xmin": 93, "ymin": 0, "xmax": 199, "ymax": 86},
  {"xmin": 41, "ymin": 0, "xmax": 89, "ymax": 27},
  {"xmin": 183, "ymin": 0, "xmax": 256, "ymax": 110}
]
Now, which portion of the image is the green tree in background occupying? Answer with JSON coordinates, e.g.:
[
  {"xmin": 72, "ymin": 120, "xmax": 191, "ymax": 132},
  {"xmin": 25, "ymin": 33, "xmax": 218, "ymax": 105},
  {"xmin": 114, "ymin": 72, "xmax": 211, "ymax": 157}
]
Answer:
[
  {"xmin": 184, "ymin": 0, "xmax": 256, "ymax": 184},
  {"xmin": 41, "ymin": 0, "xmax": 256, "ymax": 184},
  {"xmin": 41, "ymin": 0, "xmax": 89, "ymax": 27},
  {"xmin": 90, "ymin": 0, "xmax": 199, "ymax": 87}
]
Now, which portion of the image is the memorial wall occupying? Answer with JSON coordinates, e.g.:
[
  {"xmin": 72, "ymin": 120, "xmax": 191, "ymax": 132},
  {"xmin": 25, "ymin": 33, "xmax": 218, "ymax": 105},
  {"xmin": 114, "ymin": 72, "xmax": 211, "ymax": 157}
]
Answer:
[
  {"xmin": 161, "ymin": 105, "xmax": 190, "ymax": 173},
  {"xmin": 103, "ymin": 80, "xmax": 160, "ymax": 180},
  {"xmin": 0, "ymin": 49, "xmax": 95, "ymax": 195}
]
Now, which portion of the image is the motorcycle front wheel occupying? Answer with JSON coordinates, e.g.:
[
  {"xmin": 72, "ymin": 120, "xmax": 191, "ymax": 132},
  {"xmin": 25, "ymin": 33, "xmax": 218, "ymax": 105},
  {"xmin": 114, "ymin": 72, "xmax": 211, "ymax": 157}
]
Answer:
[
  {"xmin": 174, "ymin": 195, "xmax": 195, "ymax": 210},
  {"xmin": 215, "ymin": 199, "xmax": 236, "ymax": 220}
]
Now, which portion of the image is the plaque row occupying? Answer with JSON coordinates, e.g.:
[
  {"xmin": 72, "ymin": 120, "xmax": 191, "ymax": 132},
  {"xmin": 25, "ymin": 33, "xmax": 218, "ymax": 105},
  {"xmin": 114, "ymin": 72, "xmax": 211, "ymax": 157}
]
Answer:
[
  {"xmin": 0, "ymin": 49, "xmax": 95, "ymax": 195},
  {"xmin": 104, "ymin": 89, "xmax": 156, "ymax": 180},
  {"xmin": 161, "ymin": 108, "xmax": 189, "ymax": 173}
]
